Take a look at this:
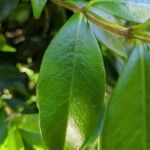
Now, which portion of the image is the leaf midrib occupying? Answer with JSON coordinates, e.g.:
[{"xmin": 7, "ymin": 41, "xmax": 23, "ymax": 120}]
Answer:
[
  {"xmin": 64, "ymin": 14, "xmax": 83, "ymax": 148},
  {"xmin": 140, "ymin": 46, "xmax": 147, "ymax": 150}
]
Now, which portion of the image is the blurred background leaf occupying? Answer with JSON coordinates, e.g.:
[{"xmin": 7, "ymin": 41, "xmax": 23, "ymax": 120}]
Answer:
[
  {"xmin": 31, "ymin": 0, "xmax": 47, "ymax": 19},
  {"xmin": 0, "ymin": 0, "xmax": 19, "ymax": 21},
  {"xmin": 0, "ymin": 0, "xmax": 67, "ymax": 148}
]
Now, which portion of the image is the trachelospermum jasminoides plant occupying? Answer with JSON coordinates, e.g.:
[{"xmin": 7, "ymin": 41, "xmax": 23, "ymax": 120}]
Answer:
[{"xmin": 35, "ymin": 0, "xmax": 150, "ymax": 150}]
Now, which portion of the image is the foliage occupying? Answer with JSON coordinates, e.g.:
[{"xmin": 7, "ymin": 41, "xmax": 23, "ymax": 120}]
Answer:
[{"xmin": 0, "ymin": 0, "xmax": 150, "ymax": 150}]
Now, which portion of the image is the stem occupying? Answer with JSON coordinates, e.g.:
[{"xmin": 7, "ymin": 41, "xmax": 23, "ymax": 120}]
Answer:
[
  {"xmin": 51, "ymin": 0, "xmax": 150, "ymax": 42},
  {"xmin": 132, "ymin": 31, "xmax": 150, "ymax": 43},
  {"xmin": 82, "ymin": 8, "xmax": 129, "ymax": 37}
]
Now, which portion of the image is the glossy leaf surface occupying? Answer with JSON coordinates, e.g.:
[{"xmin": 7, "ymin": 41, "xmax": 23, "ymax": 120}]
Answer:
[
  {"xmin": 92, "ymin": 24, "xmax": 126, "ymax": 58},
  {"xmin": 93, "ymin": 0, "xmax": 150, "ymax": 23},
  {"xmin": 37, "ymin": 13, "xmax": 105, "ymax": 149},
  {"xmin": 123, "ymin": 0, "xmax": 150, "ymax": 3},
  {"xmin": 102, "ymin": 43, "xmax": 150, "ymax": 150},
  {"xmin": 67, "ymin": 0, "xmax": 150, "ymax": 23}
]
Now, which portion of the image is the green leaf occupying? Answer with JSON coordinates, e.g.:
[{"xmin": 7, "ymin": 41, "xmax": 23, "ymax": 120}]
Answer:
[
  {"xmin": 10, "ymin": 114, "xmax": 45, "ymax": 149},
  {"xmin": 37, "ymin": 13, "xmax": 105, "ymax": 149},
  {"xmin": 31, "ymin": 0, "xmax": 47, "ymax": 19},
  {"xmin": 0, "ymin": 35, "xmax": 16, "ymax": 52},
  {"xmin": 20, "ymin": 130, "xmax": 44, "ymax": 149},
  {"xmin": 8, "ymin": 127, "xmax": 24, "ymax": 150},
  {"xmin": 123, "ymin": 0, "xmax": 150, "ymax": 4},
  {"xmin": 11, "ymin": 114, "xmax": 40, "ymax": 133},
  {"xmin": 0, "ymin": 0, "xmax": 19, "ymax": 21},
  {"xmin": 0, "ymin": 43, "xmax": 16, "ymax": 52},
  {"xmin": 92, "ymin": 0, "xmax": 150, "ymax": 23},
  {"xmin": 102, "ymin": 43, "xmax": 150, "ymax": 150},
  {"xmin": 9, "ymin": 3, "xmax": 31, "ymax": 25},
  {"xmin": 91, "ymin": 24, "xmax": 127, "ymax": 58},
  {"xmin": 0, "ymin": 136, "xmax": 8, "ymax": 150}
]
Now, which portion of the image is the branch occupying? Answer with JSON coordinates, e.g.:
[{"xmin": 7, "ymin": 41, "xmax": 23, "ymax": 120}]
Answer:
[{"xmin": 51, "ymin": 0, "xmax": 150, "ymax": 42}]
